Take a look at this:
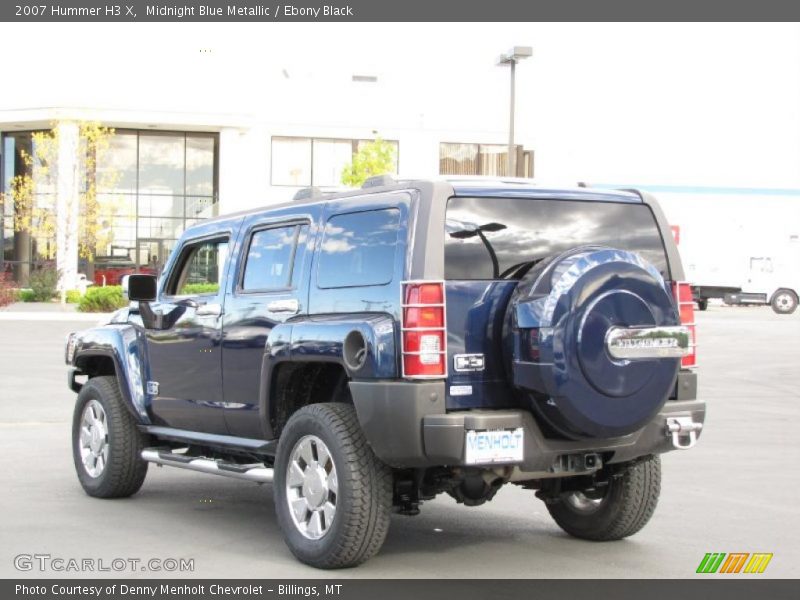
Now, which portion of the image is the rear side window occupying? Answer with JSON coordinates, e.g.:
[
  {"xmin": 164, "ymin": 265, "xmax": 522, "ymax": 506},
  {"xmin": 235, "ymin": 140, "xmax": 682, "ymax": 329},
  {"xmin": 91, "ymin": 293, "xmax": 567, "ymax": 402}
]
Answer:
[
  {"xmin": 445, "ymin": 197, "xmax": 669, "ymax": 280},
  {"xmin": 317, "ymin": 208, "xmax": 400, "ymax": 288},
  {"xmin": 241, "ymin": 224, "xmax": 308, "ymax": 291}
]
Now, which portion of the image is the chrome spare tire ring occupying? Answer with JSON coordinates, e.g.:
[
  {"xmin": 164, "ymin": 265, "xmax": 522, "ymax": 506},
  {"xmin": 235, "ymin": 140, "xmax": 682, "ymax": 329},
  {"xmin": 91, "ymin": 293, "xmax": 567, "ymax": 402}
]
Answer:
[
  {"xmin": 78, "ymin": 400, "xmax": 109, "ymax": 479},
  {"xmin": 285, "ymin": 435, "xmax": 338, "ymax": 540}
]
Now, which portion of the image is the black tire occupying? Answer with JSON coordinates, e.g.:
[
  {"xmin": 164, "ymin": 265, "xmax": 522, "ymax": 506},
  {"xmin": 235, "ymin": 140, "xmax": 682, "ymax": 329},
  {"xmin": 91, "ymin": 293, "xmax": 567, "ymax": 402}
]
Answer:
[
  {"xmin": 274, "ymin": 403, "xmax": 392, "ymax": 569},
  {"xmin": 72, "ymin": 376, "xmax": 148, "ymax": 498},
  {"xmin": 546, "ymin": 456, "xmax": 661, "ymax": 541},
  {"xmin": 696, "ymin": 298, "xmax": 708, "ymax": 311},
  {"xmin": 771, "ymin": 289, "xmax": 798, "ymax": 315}
]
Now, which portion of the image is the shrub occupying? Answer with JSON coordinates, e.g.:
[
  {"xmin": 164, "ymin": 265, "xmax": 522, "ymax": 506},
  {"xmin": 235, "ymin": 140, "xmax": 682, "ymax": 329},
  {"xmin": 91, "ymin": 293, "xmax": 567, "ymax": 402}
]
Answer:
[
  {"xmin": 77, "ymin": 286, "xmax": 127, "ymax": 313},
  {"xmin": 0, "ymin": 273, "xmax": 17, "ymax": 308},
  {"xmin": 29, "ymin": 266, "xmax": 58, "ymax": 302},
  {"xmin": 181, "ymin": 282, "xmax": 219, "ymax": 295},
  {"xmin": 65, "ymin": 289, "xmax": 82, "ymax": 304},
  {"xmin": 18, "ymin": 289, "xmax": 36, "ymax": 302}
]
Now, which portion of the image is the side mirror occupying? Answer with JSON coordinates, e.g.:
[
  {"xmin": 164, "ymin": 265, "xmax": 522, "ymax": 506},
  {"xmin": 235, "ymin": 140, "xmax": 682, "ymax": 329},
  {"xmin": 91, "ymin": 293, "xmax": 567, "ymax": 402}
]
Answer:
[{"xmin": 127, "ymin": 274, "xmax": 157, "ymax": 302}]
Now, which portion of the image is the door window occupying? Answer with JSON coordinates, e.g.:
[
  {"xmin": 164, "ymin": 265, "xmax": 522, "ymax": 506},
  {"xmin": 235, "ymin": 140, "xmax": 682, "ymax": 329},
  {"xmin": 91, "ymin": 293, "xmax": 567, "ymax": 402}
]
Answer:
[
  {"xmin": 167, "ymin": 237, "xmax": 229, "ymax": 296},
  {"xmin": 241, "ymin": 224, "xmax": 308, "ymax": 292}
]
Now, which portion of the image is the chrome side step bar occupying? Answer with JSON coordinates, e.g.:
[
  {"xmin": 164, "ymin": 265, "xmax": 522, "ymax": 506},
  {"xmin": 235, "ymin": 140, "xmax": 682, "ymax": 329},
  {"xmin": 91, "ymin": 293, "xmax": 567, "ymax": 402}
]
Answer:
[{"xmin": 141, "ymin": 449, "xmax": 274, "ymax": 483}]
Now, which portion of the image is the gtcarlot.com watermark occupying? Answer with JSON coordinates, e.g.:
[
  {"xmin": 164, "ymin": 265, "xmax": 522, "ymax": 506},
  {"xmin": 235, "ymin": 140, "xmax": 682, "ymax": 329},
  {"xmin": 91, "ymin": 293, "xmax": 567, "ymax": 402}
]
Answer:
[{"xmin": 14, "ymin": 554, "xmax": 194, "ymax": 573}]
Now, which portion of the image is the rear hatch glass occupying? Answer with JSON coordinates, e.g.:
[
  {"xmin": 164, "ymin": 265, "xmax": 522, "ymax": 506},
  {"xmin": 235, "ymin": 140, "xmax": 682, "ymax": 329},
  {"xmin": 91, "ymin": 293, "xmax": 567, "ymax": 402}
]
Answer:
[{"xmin": 444, "ymin": 196, "xmax": 669, "ymax": 280}]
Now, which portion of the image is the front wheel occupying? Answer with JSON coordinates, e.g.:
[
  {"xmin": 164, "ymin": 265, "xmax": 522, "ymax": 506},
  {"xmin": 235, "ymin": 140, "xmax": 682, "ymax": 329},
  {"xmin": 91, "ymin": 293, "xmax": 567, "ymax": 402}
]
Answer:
[
  {"xmin": 771, "ymin": 289, "xmax": 798, "ymax": 314},
  {"xmin": 545, "ymin": 456, "xmax": 661, "ymax": 541},
  {"xmin": 274, "ymin": 403, "xmax": 392, "ymax": 569},
  {"xmin": 72, "ymin": 376, "xmax": 149, "ymax": 498}
]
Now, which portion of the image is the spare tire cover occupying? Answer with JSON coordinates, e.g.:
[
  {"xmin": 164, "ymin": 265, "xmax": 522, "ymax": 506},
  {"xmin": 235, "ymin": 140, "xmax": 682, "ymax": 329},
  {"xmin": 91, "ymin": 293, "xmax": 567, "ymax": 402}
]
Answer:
[{"xmin": 507, "ymin": 246, "xmax": 680, "ymax": 439}]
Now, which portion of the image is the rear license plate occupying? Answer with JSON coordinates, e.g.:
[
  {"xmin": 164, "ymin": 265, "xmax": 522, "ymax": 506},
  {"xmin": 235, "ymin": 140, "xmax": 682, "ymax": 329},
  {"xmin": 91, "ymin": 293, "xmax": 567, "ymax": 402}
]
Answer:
[{"xmin": 465, "ymin": 428, "xmax": 524, "ymax": 465}]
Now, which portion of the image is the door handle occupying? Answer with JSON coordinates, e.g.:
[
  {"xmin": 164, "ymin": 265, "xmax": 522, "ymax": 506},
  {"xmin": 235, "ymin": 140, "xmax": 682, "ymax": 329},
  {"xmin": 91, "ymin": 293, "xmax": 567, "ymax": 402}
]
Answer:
[
  {"xmin": 196, "ymin": 302, "xmax": 223, "ymax": 317},
  {"xmin": 266, "ymin": 299, "xmax": 300, "ymax": 314}
]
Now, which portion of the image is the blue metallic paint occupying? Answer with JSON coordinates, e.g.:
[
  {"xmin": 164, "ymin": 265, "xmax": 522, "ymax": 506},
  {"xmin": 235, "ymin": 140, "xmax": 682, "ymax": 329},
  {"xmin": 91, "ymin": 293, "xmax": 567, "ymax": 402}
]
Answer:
[
  {"xmin": 444, "ymin": 281, "xmax": 517, "ymax": 409},
  {"xmin": 71, "ymin": 324, "xmax": 152, "ymax": 424},
  {"xmin": 509, "ymin": 248, "xmax": 680, "ymax": 438}
]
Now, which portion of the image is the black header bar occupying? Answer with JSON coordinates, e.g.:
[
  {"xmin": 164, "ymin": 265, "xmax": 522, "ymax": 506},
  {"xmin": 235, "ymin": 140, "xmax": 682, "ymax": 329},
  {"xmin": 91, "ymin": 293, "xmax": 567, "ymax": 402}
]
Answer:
[
  {"xmin": 3, "ymin": 0, "xmax": 800, "ymax": 22},
  {"xmin": 4, "ymin": 579, "xmax": 800, "ymax": 600}
]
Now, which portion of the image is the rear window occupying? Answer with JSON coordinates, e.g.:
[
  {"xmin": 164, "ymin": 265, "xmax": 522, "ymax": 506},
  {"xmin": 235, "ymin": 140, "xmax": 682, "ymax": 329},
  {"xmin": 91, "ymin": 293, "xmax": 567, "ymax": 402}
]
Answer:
[
  {"xmin": 445, "ymin": 197, "xmax": 669, "ymax": 280},
  {"xmin": 317, "ymin": 208, "xmax": 400, "ymax": 288}
]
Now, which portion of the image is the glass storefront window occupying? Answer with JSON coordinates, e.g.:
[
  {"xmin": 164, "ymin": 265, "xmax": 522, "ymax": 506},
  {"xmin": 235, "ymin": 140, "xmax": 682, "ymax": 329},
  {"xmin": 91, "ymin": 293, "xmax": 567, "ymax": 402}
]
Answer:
[
  {"xmin": 137, "ymin": 217, "xmax": 186, "ymax": 240},
  {"xmin": 439, "ymin": 142, "xmax": 533, "ymax": 177},
  {"xmin": 1, "ymin": 129, "xmax": 219, "ymax": 284},
  {"xmin": 186, "ymin": 136, "xmax": 215, "ymax": 196},
  {"xmin": 138, "ymin": 134, "xmax": 185, "ymax": 196},
  {"xmin": 440, "ymin": 142, "xmax": 479, "ymax": 175},
  {"xmin": 0, "ymin": 131, "xmax": 56, "ymax": 283},
  {"xmin": 271, "ymin": 137, "xmax": 312, "ymax": 186},
  {"xmin": 356, "ymin": 139, "xmax": 399, "ymax": 174},
  {"xmin": 271, "ymin": 136, "xmax": 399, "ymax": 187},
  {"xmin": 312, "ymin": 139, "xmax": 354, "ymax": 187},
  {"xmin": 2, "ymin": 218, "xmax": 14, "ymax": 262},
  {"xmin": 97, "ymin": 133, "xmax": 137, "ymax": 194},
  {"xmin": 186, "ymin": 196, "xmax": 218, "ymax": 220}
]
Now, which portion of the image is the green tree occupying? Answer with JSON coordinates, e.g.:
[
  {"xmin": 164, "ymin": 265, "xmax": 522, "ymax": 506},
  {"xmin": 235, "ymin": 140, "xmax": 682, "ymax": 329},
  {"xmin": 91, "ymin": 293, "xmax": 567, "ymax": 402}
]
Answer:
[
  {"xmin": 1, "ymin": 122, "xmax": 121, "ymax": 299},
  {"xmin": 340, "ymin": 138, "xmax": 397, "ymax": 187}
]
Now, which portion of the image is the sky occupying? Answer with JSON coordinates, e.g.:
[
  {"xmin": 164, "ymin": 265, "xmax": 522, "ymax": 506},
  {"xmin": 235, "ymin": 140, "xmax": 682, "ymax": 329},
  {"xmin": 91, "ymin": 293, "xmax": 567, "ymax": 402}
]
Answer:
[{"xmin": 1, "ymin": 22, "xmax": 799, "ymax": 188}]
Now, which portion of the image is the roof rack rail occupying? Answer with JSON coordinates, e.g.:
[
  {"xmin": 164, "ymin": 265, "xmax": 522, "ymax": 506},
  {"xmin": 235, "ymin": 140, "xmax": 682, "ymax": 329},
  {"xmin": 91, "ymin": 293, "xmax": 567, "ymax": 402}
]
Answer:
[
  {"xmin": 361, "ymin": 174, "xmax": 396, "ymax": 189},
  {"xmin": 292, "ymin": 187, "xmax": 324, "ymax": 201}
]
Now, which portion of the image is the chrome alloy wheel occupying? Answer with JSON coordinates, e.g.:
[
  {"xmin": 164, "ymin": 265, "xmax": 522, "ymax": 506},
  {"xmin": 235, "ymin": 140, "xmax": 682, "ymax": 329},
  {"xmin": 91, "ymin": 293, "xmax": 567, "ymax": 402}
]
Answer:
[
  {"xmin": 565, "ymin": 490, "xmax": 606, "ymax": 514},
  {"xmin": 285, "ymin": 435, "xmax": 338, "ymax": 540},
  {"xmin": 79, "ymin": 400, "xmax": 109, "ymax": 478}
]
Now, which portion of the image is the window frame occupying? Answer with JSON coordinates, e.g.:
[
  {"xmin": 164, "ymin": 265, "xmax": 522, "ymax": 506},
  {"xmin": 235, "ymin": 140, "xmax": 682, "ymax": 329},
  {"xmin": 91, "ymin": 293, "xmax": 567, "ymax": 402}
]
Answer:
[
  {"xmin": 235, "ymin": 219, "xmax": 310, "ymax": 295},
  {"xmin": 316, "ymin": 207, "xmax": 401, "ymax": 290},
  {"xmin": 162, "ymin": 232, "xmax": 231, "ymax": 299},
  {"xmin": 270, "ymin": 136, "xmax": 400, "ymax": 187}
]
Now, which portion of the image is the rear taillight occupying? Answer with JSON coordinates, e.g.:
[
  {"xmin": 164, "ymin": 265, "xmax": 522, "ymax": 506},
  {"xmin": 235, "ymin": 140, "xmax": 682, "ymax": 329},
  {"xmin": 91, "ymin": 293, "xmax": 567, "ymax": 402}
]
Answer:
[
  {"xmin": 672, "ymin": 281, "xmax": 697, "ymax": 368},
  {"xmin": 401, "ymin": 281, "xmax": 447, "ymax": 378}
]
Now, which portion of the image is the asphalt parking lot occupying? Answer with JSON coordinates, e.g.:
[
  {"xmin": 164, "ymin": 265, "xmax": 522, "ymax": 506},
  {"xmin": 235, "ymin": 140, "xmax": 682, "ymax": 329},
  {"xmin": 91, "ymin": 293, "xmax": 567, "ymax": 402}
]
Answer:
[{"xmin": 1, "ymin": 306, "xmax": 798, "ymax": 578}]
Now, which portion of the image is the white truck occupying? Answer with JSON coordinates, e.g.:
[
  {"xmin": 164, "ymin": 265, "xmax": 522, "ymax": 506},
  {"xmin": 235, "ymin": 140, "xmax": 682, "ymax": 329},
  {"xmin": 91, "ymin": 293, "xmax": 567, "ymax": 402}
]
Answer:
[{"xmin": 689, "ymin": 253, "xmax": 799, "ymax": 314}]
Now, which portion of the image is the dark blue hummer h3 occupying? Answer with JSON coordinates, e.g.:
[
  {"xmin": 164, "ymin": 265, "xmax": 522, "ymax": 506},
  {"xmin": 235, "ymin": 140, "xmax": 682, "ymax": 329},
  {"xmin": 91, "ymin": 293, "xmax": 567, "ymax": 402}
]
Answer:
[{"xmin": 65, "ymin": 177, "xmax": 704, "ymax": 568}]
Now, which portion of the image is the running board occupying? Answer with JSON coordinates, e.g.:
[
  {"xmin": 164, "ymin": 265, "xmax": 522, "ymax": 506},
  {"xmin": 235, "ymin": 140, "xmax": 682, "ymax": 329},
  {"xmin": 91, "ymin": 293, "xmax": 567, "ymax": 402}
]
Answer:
[{"xmin": 141, "ymin": 449, "xmax": 274, "ymax": 483}]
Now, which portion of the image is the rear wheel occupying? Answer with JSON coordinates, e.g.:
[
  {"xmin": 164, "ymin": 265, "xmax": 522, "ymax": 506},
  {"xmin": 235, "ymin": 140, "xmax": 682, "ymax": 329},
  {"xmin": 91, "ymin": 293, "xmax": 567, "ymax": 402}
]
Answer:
[
  {"xmin": 545, "ymin": 456, "xmax": 661, "ymax": 541},
  {"xmin": 771, "ymin": 289, "xmax": 798, "ymax": 314},
  {"xmin": 274, "ymin": 403, "xmax": 392, "ymax": 568},
  {"xmin": 72, "ymin": 376, "xmax": 148, "ymax": 498}
]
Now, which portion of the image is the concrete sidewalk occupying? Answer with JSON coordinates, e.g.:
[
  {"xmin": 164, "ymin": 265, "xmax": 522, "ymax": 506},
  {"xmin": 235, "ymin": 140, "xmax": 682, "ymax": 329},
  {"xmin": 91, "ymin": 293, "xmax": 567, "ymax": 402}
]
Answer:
[{"xmin": 0, "ymin": 302, "xmax": 108, "ymax": 321}]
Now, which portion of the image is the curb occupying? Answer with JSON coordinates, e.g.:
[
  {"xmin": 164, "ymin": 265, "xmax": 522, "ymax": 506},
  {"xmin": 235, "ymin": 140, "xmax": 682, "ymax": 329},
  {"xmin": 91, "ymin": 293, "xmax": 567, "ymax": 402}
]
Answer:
[{"xmin": 0, "ymin": 311, "xmax": 108, "ymax": 322}]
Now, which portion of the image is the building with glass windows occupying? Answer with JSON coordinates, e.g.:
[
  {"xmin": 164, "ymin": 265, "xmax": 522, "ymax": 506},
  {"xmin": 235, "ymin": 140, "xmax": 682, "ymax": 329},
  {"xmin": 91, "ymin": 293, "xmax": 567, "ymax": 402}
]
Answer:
[{"xmin": 0, "ymin": 106, "xmax": 534, "ymax": 288}]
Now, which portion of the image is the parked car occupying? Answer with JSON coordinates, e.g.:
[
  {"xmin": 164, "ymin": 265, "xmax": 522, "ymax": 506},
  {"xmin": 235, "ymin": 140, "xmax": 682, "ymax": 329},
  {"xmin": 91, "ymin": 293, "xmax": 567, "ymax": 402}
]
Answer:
[
  {"xmin": 64, "ymin": 177, "xmax": 703, "ymax": 568},
  {"xmin": 92, "ymin": 256, "xmax": 157, "ymax": 286}
]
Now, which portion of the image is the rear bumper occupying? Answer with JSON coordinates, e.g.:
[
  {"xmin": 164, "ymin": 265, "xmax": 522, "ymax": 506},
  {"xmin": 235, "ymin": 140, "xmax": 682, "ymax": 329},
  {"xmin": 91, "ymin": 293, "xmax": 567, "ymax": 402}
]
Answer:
[{"xmin": 350, "ymin": 373, "xmax": 705, "ymax": 470}]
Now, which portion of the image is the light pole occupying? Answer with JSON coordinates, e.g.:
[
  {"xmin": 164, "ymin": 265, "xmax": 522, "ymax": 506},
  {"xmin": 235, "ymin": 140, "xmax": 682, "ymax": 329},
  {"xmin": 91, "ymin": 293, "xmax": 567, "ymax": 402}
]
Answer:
[{"xmin": 496, "ymin": 46, "xmax": 532, "ymax": 177}]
